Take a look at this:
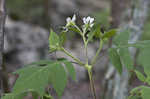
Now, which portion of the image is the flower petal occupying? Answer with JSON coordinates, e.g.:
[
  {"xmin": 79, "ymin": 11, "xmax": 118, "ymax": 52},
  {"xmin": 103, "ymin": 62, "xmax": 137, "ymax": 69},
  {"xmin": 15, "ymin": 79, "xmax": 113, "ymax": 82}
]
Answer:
[
  {"xmin": 72, "ymin": 14, "xmax": 76, "ymax": 22},
  {"xmin": 66, "ymin": 17, "xmax": 71, "ymax": 23}
]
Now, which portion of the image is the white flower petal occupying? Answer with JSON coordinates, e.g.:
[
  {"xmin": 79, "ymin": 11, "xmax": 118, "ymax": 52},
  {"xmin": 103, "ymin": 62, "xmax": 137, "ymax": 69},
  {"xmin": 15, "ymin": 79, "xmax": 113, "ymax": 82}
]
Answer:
[
  {"xmin": 83, "ymin": 17, "xmax": 86, "ymax": 24},
  {"xmin": 72, "ymin": 14, "xmax": 76, "ymax": 22},
  {"xmin": 90, "ymin": 18, "xmax": 94, "ymax": 24},
  {"xmin": 66, "ymin": 17, "xmax": 71, "ymax": 23},
  {"xmin": 86, "ymin": 17, "xmax": 91, "ymax": 23}
]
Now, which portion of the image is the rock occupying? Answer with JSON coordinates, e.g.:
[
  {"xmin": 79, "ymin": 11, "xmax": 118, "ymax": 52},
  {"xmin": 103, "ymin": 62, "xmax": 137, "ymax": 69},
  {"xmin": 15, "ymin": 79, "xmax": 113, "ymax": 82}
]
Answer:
[{"xmin": 4, "ymin": 18, "xmax": 49, "ymax": 70}]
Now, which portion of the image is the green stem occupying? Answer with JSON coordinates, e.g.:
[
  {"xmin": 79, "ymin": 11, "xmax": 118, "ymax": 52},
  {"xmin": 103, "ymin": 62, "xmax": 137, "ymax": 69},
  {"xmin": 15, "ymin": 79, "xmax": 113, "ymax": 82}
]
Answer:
[
  {"xmin": 91, "ymin": 40, "xmax": 103, "ymax": 66},
  {"xmin": 87, "ymin": 67, "xmax": 97, "ymax": 99},
  {"xmin": 61, "ymin": 47, "xmax": 85, "ymax": 66}
]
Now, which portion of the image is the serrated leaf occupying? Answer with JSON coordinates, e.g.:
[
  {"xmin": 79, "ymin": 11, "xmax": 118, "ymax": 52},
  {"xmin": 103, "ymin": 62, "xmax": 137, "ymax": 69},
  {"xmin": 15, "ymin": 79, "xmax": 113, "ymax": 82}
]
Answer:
[
  {"xmin": 135, "ymin": 70, "xmax": 146, "ymax": 82},
  {"xmin": 49, "ymin": 29, "xmax": 60, "ymax": 52},
  {"xmin": 48, "ymin": 63, "xmax": 67, "ymax": 97},
  {"xmin": 13, "ymin": 66, "xmax": 49, "ymax": 96},
  {"xmin": 109, "ymin": 48, "xmax": 122, "ymax": 74},
  {"xmin": 13, "ymin": 62, "xmax": 67, "ymax": 98},
  {"xmin": 102, "ymin": 29, "xmax": 117, "ymax": 39},
  {"xmin": 119, "ymin": 48, "xmax": 134, "ymax": 71}
]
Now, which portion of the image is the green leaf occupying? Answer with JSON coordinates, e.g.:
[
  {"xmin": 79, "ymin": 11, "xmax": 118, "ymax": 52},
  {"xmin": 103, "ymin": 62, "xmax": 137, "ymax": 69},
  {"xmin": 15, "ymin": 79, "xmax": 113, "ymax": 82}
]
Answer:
[
  {"xmin": 59, "ymin": 32, "xmax": 67, "ymax": 46},
  {"xmin": 68, "ymin": 26, "xmax": 81, "ymax": 34},
  {"xmin": 48, "ymin": 63, "xmax": 67, "ymax": 97},
  {"xmin": 135, "ymin": 70, "xmax": 146, "ymax": 82},
  {"xmin": 49, "ymin": 29, "xmax": 60, "ymax": 52},
  {"xmin": 108, "ymin": 48, "xmax": 122, "ymax": 74},
  {"xmin": 130, "ymin": 86, "xmax": 145, "ymax": 94},
  {"xmin": 113, "ymin": 29, "xmax": 130, "ymax": 46},
  {"xmin": 87, "ymin": 24, "xmax": 102, "ymax": 42},
  {"xmin": 141, "ymin": 86, "xmax": 150, "ymax": 99},
  {"xmin": 13, "ymin": 62, "xmax": 67, "ymax": 97},
  {"xmin": 63, "ymin": 61, "xmax": 76, "ymax": 81},
  {"xmin": 57, "ymin": 58, "xmax": 76, "ymax": 81},
  {"xmin": 13, "ymin": 66, "xmax": 49, "ymax": 96},
  {"xmin": 102, "ymin": 29, "xmax": 117, "ymax": 39},
  {"xmin": 118, "ymin": 48, "xmax": 134, "ymax": 71},
  {"xmin": 138, "ymin": 48, "xmax": 150, "ymax": 77},
  {"xmin": 93, "ymin": 24, "xmax": 103, "ymax": 38}
]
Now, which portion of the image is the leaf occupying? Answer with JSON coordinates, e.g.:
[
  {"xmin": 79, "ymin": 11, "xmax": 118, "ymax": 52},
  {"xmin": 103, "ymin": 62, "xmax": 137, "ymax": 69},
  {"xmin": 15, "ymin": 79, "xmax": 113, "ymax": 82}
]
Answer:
[
  {"xmin": 141, "ymin": 86, "xmax": 150, "ymax": 99},
  {"xmin": 102, "ymin": 29, "xmax": 117, "ymax": 39},
  {"xmin": 138, "ymin": 48, "xmax": 150, "ymax": 77},
  {"xmin": 130, "ymin": 86, "xmax": 145, "ymax": 94},
  {"xmin": 63, "ymin": 61, "xmax": 76, "ymax": 81},
  {"xmin": 135, "ymin": 70, "xmax": 146, "ymax": 82},
  {"xmin": 118, "ymin": 48, "xmax": 134, "ymax": 71},
  {"xmin": 113, "ymin": 29, "xmax": 130, "ymax": 46},
  {"xmin": 108, "ymin": 48, "xmax": 122, "ymax": 74},
  {"xmin": 59, "ymin": 32, "xmax": 67, "ymax": 46},
  {"xmin": 13, "ymin": 62, "xmax": 67, "ymax": 97},
  {"xmin": 49, "ymin": 29, "xmax": 60, "ymax": 52},
  {"xmin": 57, "ymin": 58, "xmax": 76, "ymax": 81},
  {"xmin": 68, "ymin": 26, "xmax": 81, "ymax": 34},
  {"xmin": 48, "ymin": 63, "xmax": 67, "ymax": 97},
  {"xmin": 13, "ymin": 66, "xmax": 49, "ymax": 96},
  {"xmin": 93, "ymin": 24, "xmax": 103, "ymax": 38}
]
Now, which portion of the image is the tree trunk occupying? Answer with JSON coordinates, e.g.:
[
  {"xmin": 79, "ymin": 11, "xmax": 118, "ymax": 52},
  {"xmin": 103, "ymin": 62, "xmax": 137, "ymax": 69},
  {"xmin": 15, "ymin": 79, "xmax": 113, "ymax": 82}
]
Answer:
[
  {"xmin": 103, "ymin": 0, "xmax": 150, "ymax": 99},
  {"xmin": 0, "ymin": 0, "xmax": 8, "ymax": 98}
]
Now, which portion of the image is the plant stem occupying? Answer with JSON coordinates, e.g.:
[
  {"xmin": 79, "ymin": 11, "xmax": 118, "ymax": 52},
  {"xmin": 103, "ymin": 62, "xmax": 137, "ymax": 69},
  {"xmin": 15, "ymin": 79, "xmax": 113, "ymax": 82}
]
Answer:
[
  {"xmin": 61, "ymin": 47, "xmax": 85, "ymax": 66},
  {"xmin": 88, "ymin": 67, "xmax": 97, "ymax": 99},
  {"xmin": 91, "ymin": 40, "xmax": 103, "ymax": 66}
]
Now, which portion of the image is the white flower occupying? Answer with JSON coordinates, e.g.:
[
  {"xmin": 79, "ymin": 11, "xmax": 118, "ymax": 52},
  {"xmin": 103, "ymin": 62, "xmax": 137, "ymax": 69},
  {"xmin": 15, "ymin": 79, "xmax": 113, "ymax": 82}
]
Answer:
[
  {"xmin": 83, "ymin": 16, "xmax": 94, "ymax": 28},
  {"xmin": 66, "ymin": 14, "xmax": 76, "ymax": 27}
]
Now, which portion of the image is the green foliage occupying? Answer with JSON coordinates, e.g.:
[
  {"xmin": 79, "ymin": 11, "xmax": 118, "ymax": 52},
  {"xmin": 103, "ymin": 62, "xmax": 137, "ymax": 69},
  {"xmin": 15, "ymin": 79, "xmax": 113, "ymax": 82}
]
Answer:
[
  {"xmin": 135, "ymin": 70, "xmax": 146, "ymax": 82},
  {"xmin": 109, "ymin": 48, "xmax": 122, "ymax": 74},
  {"xmin": 102, "ymin": 29, "xmax": 117, "ymax": 40},
  {"xmin": 2, "ymin": 59, "xmax": 76, "ymax": 98},
  {"xmin": 118, "ymin": 48, "xmax": 134, "ymax": 71},
  {"xmin": 49, "ymin": 29, "xmax": 60, "ymax": 52},
  {"xmin": 129, "ymin": 86, "xmax": 150, "ymax": 99}
]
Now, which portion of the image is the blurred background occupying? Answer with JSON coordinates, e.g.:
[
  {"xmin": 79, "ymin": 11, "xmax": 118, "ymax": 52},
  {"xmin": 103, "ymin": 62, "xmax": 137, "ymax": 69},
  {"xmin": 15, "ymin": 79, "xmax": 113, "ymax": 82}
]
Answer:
[{"xmin": 1, "ymin": 0, "xmax": 150, "ymax": 99}]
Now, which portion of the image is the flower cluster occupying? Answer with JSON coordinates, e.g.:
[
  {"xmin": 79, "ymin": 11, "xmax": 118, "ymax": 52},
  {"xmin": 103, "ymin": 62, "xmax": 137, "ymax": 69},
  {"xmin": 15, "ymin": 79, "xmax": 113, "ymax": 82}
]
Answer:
[{"xmin": 64, "ymin": 14, "xmax": 94, "ymax": 32}]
